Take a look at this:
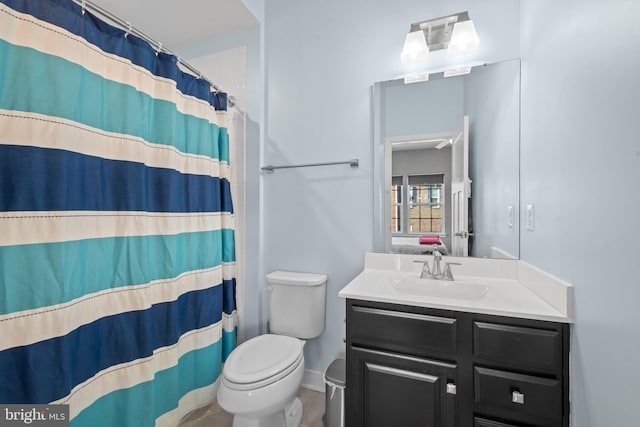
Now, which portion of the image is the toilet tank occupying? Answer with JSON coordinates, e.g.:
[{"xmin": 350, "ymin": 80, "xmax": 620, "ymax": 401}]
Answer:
[{"xmin": 266, "ymin": 271, "xmax": 327, "ymax": 339}]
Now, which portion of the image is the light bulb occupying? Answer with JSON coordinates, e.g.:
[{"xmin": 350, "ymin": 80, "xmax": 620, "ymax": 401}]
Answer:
[
  {"xmin": 401, "ymin": 30, "xmax": 429, "ymax": 65},
  {"xmin": 447, "ymin": 20, "xmax": 480, "ymax": 57}
]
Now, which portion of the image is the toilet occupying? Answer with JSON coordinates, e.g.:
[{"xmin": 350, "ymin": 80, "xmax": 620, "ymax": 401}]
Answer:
[{"xmin": 217, "ymin": 271, "xmax": 327, "ymax": 427}]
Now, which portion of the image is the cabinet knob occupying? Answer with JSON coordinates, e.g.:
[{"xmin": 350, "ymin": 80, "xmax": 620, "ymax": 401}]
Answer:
[
  {"xmin": 446, "ymin": 383, "xmax": 457, "ymax": 395},
  {"xmin": 512, "ymin": 391, "xmax": 525, "ymax": 404}
]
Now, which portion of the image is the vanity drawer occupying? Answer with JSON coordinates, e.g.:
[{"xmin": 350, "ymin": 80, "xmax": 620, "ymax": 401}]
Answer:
[
  {"xmin": 474, "ymin": 366, "xmax": 562, "ymax": 421},
  {"xmin": 473, "ymin": 322, "xmax": 561, "ymax": 371},
  {"xmin": 349, "ymin": 304, "xmax": 457, "ymax": 355}
]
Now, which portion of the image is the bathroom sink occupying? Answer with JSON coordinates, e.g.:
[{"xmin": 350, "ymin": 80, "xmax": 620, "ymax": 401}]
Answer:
[{"xmin": 390, "ymin": 277, "xmax": 490, "ymax": 301}]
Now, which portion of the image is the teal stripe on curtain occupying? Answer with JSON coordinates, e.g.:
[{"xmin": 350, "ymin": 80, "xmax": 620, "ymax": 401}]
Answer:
[
  {"xmin": 0, "ymin": 0, "xmax": 237, "ymax": 424},
  {"xmin": 0, "ymin": 229, "xmax": 235, "ymax": 314},
  {"xmin": 0, "ymin": 39, "xmax": 228, "ymax": 161},
  {"xmin": 69, "ymin": 341, "xmax": 222, "ymax": 427},
  {"xmin": 222, "ymin": 328, "xmax": 238, "ymax": 360}
]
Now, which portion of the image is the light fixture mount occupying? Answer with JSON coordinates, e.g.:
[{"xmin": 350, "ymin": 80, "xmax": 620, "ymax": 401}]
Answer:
[
  {"xmin": 411, "ymin": 11, "xmax": 470, "ymax": 52},
  {"xmin": 401, "ymin": 11, "xmax": 479, "ymax": 65}
]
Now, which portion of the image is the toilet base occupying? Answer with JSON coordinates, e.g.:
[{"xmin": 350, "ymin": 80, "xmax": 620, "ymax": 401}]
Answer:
[
  {"xmin": 231, "ymin": 397, "xmax": 303, "ymax": 427},
  {"xmin": 284, "ymin": 397, "xmax": 303, "ymax": 427}
]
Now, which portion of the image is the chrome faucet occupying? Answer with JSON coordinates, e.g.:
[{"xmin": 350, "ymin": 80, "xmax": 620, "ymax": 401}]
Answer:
[
  {"xmin": 432, "ymin": 249, "xmax": 443, "ymax": 278},
  {"xmin": 441, "ymin": 261, "xmax": 461, "ymax": 281},
  {"xmin": 414, "ymin": 247, "xmax": 461, "ymax": 281},
  {"xmin": 413, "ymin": 259, "xmax": 432, "ymax": 279}
]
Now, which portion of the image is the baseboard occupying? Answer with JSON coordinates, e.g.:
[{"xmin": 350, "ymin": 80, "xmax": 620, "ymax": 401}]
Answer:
[{"xmin": 301, "ymin": 369, "xmax": 325, "ymax": 393}]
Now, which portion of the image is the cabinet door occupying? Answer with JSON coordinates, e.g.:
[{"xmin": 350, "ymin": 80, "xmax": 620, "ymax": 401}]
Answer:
[{"xmin": 348, "ymin": 346, "xmax": 457, "ymax": 427}]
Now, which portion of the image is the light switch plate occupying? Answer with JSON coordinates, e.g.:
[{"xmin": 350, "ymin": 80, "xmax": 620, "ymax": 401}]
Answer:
[
  {"xmin": 507, "ymin": 206, "xmax": 514, "ymax": 229},
  {"xmin": 526, "ymin": 204, "xmax": 535, "ymax": 231}
]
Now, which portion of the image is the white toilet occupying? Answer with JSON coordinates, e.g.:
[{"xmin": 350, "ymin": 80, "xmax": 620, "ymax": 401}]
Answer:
[{"xmin": 217, "ymin": 271, "xmax": 327, "ymax": 427}]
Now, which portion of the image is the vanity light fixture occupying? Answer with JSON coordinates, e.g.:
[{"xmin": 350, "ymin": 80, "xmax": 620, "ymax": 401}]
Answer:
[
  {"xmin": 404, "ymin": 72, "xmax": 430, "ymax": 84},
  {"xmin": 444, "ymin": 66, "xmax": 472, "ymax": 77},
  {"xmin": 400, "ymin": 11, "xmax": 480, "ymax": 65}
]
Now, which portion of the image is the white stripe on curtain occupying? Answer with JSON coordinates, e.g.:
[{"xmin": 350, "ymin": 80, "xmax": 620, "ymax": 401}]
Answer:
[
  {"xmin": 0, "ymin": 110, "xmax": 231, "ymax": 178},
  {"xmin": 0, "ymin": 211, "xmax": 235, "ymax": 246}
]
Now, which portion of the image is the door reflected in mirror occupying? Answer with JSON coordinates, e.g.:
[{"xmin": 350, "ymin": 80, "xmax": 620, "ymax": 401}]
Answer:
[{"xmin": 373, "ymin": 59, "xmax": 520, "ymax": 259}]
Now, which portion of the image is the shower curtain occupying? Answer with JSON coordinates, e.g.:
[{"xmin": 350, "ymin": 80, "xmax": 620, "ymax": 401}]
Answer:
[{"xmin": 0, "ymin": 0, "xmax": 237, "ymax": 425}]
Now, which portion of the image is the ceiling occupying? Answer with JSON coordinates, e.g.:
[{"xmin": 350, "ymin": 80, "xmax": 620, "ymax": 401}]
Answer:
[{"xmin": 89, "ymin": 0, "xmax": 257, "ymax": 50}]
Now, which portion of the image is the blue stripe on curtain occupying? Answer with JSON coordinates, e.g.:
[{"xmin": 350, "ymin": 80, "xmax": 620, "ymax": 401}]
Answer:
[
  {"xmin": 1, "ymin": 0, "xmax": 228, "ymax": 110},
  {"xmin": 222, "ymin": 279, "xmax": 237, "ymax": 315},
  {"xmin": 0, "ymin": 286, "xmax": 222, "ymax": 404},
  {"xmin": 0, "ymin": 145, "xmax": 233, "ymax": 213},
  {"xmin": 0, "ymin": 0, "xmax": 237, "ymax": 424}
]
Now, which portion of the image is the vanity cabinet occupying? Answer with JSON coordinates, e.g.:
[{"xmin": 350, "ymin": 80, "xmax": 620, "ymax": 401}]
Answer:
[{"xmin": 345, "ymin": 299, "xmax": 570, "ymax": 427}]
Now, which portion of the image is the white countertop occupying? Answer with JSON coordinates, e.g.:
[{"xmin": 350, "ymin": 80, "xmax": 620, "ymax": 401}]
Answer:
[{"xmin": 338, "ymin": 252, "xmax": 573, "ymax": 323}]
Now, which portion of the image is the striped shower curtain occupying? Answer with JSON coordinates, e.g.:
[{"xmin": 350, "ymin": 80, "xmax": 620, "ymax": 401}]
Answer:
[{"xmin": 0, "ymin": 0, "xmax": 237, "ymax": 425}]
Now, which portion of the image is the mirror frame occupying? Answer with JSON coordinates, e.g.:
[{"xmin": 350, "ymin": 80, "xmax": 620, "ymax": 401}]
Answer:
[{"xmin": 372, "ymin": 59, "xmax": 521, "ymax": 258}]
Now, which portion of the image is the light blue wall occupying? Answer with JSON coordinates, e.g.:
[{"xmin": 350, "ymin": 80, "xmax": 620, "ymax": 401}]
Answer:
[
  {"xmin": 464, "ymin": 60, "xmax": 520, "ymax": 258},
  {"xmin": 384, "ymin": 77, "xmax": 464, "ymax": 137},
  {"xmin": 262, "ymin": 0, "xmax": 520, "ymax": 376},
  {"xmin": 520, "ymin": 0, "xmax": 640, "ymax": 424}
]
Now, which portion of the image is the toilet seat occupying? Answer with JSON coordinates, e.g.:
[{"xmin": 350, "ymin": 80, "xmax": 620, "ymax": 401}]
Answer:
[{"xmin": 223, "ymin": 334, "xmax": 304, "ymax": 391}]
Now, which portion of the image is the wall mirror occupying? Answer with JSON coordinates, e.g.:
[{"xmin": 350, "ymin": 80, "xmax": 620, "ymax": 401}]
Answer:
[{"xmin": 372, "ymin": 58, "xmax": 521, "ymax": 259}]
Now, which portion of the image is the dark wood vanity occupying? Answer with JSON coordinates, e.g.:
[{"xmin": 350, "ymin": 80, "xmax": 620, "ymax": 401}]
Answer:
[{"xmin": 345, "ymin": 298, "xmax": 570, "ymax": 427}]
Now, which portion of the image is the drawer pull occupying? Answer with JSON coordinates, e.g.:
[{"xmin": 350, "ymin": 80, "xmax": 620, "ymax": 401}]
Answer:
[
  {"xmin": 512, "ymin": 391, "xmax": 525, "ymax": 404},
  {"xmin": 446, "ymin": 383, "xmax": 457, "ymax": 395}
]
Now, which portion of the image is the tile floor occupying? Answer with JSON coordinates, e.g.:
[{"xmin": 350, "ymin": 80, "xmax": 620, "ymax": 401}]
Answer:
[{"xmin": 179, "ymin": 387, "xmax": 325, "ymax": 427}]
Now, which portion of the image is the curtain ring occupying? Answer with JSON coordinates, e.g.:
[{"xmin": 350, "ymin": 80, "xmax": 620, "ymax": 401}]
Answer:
[
  {"xmin": 81, "ymin": 0, "xmax": 86, "ymax": 15},
  {"xmin": 124, "ymin": 22, "xmax": 132, "ymax": 38},
  {"xmin": 156, "ymin": 42, "xmax": 162, "ymax": 56}
]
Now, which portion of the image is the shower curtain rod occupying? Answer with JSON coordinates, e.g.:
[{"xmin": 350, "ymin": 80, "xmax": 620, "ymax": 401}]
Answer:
[{"xmin": 72, "ymin": 0, "xmax": 236, "ymax": 108}]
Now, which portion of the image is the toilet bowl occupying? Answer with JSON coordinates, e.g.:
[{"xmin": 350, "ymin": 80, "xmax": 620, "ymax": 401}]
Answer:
[
  {"xmin": 217, "ymin": 271, "xmax": 327, "ymax": 427},
  {"xmin": 217, "ymin": 334, "xmax": 305, "ymax": 427}
]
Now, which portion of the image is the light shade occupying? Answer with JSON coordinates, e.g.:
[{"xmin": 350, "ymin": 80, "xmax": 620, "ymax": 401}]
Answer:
[
  {"xmin": 401, "ymin": 30, "xmax": 429, "ymax": 65},
  {"xmin": 447, "ymin": 19, "xmax": 480, "ymax": 57}
]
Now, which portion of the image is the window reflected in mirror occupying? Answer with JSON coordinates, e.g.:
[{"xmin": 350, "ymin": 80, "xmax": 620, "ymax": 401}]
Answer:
[
  {"xmin": 391, "ymin": 174, "xmax": 448, "ymax": 254},
  {"xmin": 409, "ymin": 175, "xmax": 444, "ymax": 234},
  {"xmin": 392, "ymin": 174, "xmax": 445, "ymax": 235}
]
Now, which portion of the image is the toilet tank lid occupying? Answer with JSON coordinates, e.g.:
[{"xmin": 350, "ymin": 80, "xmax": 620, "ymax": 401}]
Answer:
[{"xmin": 266, "ymin": 271, "xmax": 327, "ymax": 286}]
